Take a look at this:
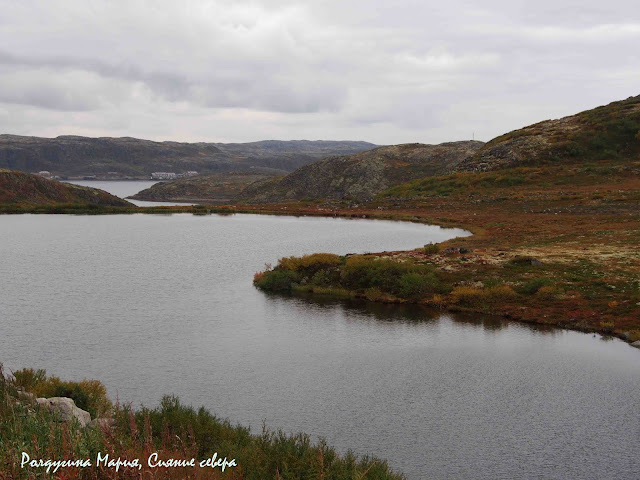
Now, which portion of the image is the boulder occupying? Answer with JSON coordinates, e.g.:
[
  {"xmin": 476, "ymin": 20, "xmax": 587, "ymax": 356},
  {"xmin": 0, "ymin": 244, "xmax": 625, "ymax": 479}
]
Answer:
[
  {"xmin": 631, "ymin": 341, "xmax": 640, "ymax": 349},
  {"xmin": 36, "ymin": 397, "xmax": 91, "ymax": 427}
]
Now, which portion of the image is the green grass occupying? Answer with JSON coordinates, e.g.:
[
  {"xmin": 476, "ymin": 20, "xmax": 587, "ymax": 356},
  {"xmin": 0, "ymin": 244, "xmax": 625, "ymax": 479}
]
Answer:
[{"xmin": 1, "ymin": 365, "xmax": 405, "ymax": 480}]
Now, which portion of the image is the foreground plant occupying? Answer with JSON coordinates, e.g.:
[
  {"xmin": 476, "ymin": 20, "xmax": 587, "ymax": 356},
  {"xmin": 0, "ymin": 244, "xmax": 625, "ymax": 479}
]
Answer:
[{"xmin": 1, "ymin": 365, "xmax": 405, "ymax": 480}]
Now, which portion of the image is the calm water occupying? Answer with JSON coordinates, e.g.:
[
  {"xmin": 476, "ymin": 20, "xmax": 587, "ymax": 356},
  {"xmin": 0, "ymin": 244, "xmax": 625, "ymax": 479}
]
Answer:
[
  {"xmin": 1, "ymin": 214, "xmax": 639, "ymax": 480},
  {"xmin": 62, "ymin": 180, "xmax": 195, "ymax": 206}
]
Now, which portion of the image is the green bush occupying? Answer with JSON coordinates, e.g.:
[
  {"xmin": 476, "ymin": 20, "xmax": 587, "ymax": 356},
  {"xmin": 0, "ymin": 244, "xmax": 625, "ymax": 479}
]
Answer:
[
  {"xmin": 278, "ymin": 253, "xmax": 342, "ymax": 274},
  {"xmin": 124, "ymin": 395, "xmax": 403, "ymax": 480},
  {"xmin": 397, "ymin": 272, "xmax": 440, "ymax": 298},
  {"xmin": 254, "ymin": 269, "xmax": 299, "ymax": 292},
  {"xmin": 423, "ymin": 243, "xmax": 440, "ymax": 254},
  {"xmin": 11, "ymin": 368, "xmax": 112, "ymax": 418},
  {"xmin": 12, "ymin": 368, "xmax": 46, "ymax": 390},
  {"xmin": 520, "ymin": 277, "xmax": 554, "ymax": 295}
]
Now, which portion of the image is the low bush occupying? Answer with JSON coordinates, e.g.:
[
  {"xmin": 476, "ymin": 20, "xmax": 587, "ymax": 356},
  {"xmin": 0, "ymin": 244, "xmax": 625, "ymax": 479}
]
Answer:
[
  {"xmin": 2, "ymin": 365, "xmax": 404, "ymax": 480},
  {"xmin": 278, "ymin": 253, "xmax": 342, "ymax": 275},
  {"xmin": 450, "ymin": 286, "xmax": 486, "ymax": 306},
  {"xmin": 519, "ymin": 277, "xmax": 554, "ymax": 295},
  {"xmin": 451, "ymin": 284, "xmax": 517, "ymax": 307},
  {"xmin": 397, "ymin": 272, "xmax": 441, "ymax": 298},
  {"xmin": 536, "ymin": 285, "xmax": 558, "ymax": 300},
  {"xmin": 11, "ymin": 368, "xmax": 112, "ymax": 418},
  {"xmin": 423, "ymin": 243, "xmax": 440, "ymax": 254},
  {"xmin": 253, "ymin": 269, "xmax": 299, "ymax": 292}
]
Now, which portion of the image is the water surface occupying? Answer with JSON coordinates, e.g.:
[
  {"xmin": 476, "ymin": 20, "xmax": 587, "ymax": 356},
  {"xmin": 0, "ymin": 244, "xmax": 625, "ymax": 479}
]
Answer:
[
  {"xmin": 62, "ymin": 180, "xmax": 195, "ymax": 206},
  {"xmin": 0, "ymin": 214, "xmax": 638, "ymax": 480}
]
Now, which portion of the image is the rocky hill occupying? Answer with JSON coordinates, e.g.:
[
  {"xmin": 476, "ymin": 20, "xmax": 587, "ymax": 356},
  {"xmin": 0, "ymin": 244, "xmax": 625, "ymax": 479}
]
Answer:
[
  {"xmin": 0, "ymin": 169, "xmax": 132, "ymax": 206},
  {"xmin": 239, "ymin": 141, "xmax": 484, "ymax": 203},
  {"xmin": 129, "ymin": 172, "xmax": 278, "ymax": 203},
  {"xmin": 457, "ymin": 95, "xmax": 640, "ymax": 172},
  {"xmin": 0, "ymin": 135, "xmax": 376, "ymax": 177}
]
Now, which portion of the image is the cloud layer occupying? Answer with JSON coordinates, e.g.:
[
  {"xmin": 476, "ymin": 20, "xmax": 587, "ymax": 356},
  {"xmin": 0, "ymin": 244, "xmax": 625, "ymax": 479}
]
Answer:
[{"xmin": 0, "ymin": 0, "xmax": 638, "ymax": 143}]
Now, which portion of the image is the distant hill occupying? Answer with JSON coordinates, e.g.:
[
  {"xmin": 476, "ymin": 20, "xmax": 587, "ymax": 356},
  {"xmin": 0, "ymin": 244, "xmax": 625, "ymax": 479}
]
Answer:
[
  {"xmin": 129, "ymin": 172, "xmax": 278, "ymax": 203},
  {"xmin": 0, "ymin": 135, "xmax": 376, "ymax": 177},
  {"xmin": 0, "ymin": 169, "xmax": 132, "ymax": 206},
  {"xmin": 239, "ymin": 141, "xmax": 484, "ymax": 203},
  {"xmin": 457, "ymin": 95, "xmax": 640, "ymax": 172}
]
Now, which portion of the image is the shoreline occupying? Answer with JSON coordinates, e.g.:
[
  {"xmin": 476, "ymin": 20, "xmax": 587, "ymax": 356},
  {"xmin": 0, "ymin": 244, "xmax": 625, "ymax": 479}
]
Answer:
[{"xmin": 1, "ymin": 194, "xmax": 639, "ymax": 348}]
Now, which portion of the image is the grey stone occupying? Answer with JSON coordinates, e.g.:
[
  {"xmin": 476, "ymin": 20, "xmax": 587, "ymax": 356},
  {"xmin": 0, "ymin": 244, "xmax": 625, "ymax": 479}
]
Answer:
[
  {"xmin": 36, "ymin": 397, "xmax": 91, "ymax": 427},
  {"xmin": 631, "ymin": 341, "xmax": 640, "ymax": 349}
]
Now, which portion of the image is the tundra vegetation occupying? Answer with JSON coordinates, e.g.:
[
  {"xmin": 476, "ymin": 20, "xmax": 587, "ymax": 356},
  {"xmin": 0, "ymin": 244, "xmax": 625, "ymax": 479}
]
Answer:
[
  {"xmin": 1, "ymin": 365, "xmax": 404, "ymax": 480},
  {"xmin": 253, "ymin": 96, "xmax": 640, "ymax": 340},
  {"xmin": 2, "ymin": 96, "xmax": 639, "ymax": 339}
]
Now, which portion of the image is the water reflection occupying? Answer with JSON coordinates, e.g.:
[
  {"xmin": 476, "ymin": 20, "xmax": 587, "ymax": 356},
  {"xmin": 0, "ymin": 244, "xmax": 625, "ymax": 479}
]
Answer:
[{"xmin": 286, "ymin": 290, "xmax": 560, "ymax": 335}]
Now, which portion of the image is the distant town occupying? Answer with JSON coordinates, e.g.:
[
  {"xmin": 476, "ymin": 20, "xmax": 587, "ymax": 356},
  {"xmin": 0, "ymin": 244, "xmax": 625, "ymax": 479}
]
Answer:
[{"xmin": 36, "ymin": 171, "xmax": 200, "ymax": 181}]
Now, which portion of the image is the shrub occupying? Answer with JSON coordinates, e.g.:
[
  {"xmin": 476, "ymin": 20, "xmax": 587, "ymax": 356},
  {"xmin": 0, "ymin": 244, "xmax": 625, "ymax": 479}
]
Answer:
[
  {"xmin": 429, "ymin": 294, "xmax": 447, "ymax": 309},
  {"xmin": 121, "ymin": 395, "xmax": 403, "ymax": 480},
  {"xmin": 341, "ymin": 256, "xmax": 435, "ymax": 294},
  {"xmin": 520, "ymin": 277, "xmax": 554, "ymax": 295},
  {"xmin": 254, "ymin": 269, "xmax": 298, "ymax": 292},
  {"xmin": 599, "ymin": 320, "xmax": 615, "ymax": 332},
  {"xmin": 536, "ymin": 285, "xmax": 558, "ymax": 300},
  {"xmin": 450, "ymin": 284, "xmax": 517, "ymax": 307},
  {"xmin": 450, "ymin": 286, "xmax": 485, "ymax": 306},
  {"xmin": 423, "ymin": 243, "xmax": 440, "ymax": 254},
  {"xmin": 12, "ymin": 368, "xmax": 46, "ymax": 390},
  {"xmin": 485, "ymin": 285, "xmax": 518, "ymax": 302},
  {"xmin": 11, "ymin": 368, "xmax": 112, "ymax": 418},
  {"xmin": 397, "ymin": 272, "xmax": 440, "ymax": 298},
  {"xmin": 364, "ymin": 287, "xmax": 387, "ymax": 301},
  {"xmin": 310, "ymin": 268, "xmax": 341, "ymax": 287},
  {"xmin": 278, "ymin": 253, "xmax": 342, "ymax": 274}
]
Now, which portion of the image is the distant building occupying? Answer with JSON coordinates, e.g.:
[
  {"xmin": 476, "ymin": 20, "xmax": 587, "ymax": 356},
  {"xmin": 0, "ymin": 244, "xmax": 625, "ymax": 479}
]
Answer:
[
  {"xmin": 151, "ymin": 172, "xmax": 177, "ymax": 180},
  {"xmin": 37, "ymin": 171, "xmax": 52, "ymax": 178},
  {"xmin": 185, "ymin": 171, "xmax": 198, "ymax": 177}
]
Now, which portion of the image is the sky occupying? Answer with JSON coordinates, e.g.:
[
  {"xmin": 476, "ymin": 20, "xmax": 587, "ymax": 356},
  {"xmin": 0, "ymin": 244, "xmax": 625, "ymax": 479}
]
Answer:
[{"xmin": 0, "ymin": 0, "xmax": 638, "ymax": 144}]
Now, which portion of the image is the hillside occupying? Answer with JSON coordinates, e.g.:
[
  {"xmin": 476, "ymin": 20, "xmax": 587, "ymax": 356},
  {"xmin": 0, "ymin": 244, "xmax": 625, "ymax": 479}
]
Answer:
[
  {"xmin": 240, "ymin": 141, "xmax": 484, "ymax": 203},
  {"xmin": 0, "ymin": 135, "xmax": 376, "ymax": 178},
  {"xmin": 129, "ymin": 172, "xmax": 278, "ymax": 203},
  {"xmin": 0, "ymin": 169, "xmax": 132, "ymax": 207},
  {"xmin": 456, "ymin": 95, "xmax": 640, "ymax": 172}
]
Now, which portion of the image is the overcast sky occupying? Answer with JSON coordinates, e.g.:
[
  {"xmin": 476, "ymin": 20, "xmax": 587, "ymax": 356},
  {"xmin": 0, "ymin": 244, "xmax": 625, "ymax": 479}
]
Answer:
[{"xmin": 0, "ymin": 0, "xmax": 638, "ymax": 144}]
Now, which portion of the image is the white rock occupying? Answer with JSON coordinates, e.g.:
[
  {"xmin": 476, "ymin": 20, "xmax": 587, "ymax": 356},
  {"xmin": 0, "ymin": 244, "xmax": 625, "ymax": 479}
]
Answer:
[
  {"xmin": 631, "ymin": 341, "xmax": 640, "ymax": 349},
  {"xmin": 36, "ymin": 397, "xmax": 91, "ymax": 427}
]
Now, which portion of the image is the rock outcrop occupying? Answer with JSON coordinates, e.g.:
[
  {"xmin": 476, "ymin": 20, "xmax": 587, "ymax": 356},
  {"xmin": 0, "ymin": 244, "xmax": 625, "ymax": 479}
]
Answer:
[
  {"xmin": 36, "ymin": 397, "xmax": 91, "ymax": 427},
  {"xmin": 240, "ymin": 141, "xmax": 484, "ymax": 203},
  {"xmin": 456, "ymin": 95, "xmax": 640, "ymax": 172}
]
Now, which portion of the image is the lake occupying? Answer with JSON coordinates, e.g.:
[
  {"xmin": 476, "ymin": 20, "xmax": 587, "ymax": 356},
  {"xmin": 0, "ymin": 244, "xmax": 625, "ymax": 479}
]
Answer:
[
  {"xmin": 62, "ymin": 180, "xmax": 195, "ymax": 206},
  {"xmin": 1, "ymin": 213, "xmax": 639, "ymax": 480}
]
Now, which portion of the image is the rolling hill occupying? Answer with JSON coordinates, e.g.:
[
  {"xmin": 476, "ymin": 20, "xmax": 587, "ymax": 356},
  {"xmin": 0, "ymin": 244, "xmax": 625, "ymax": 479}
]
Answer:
[
  {"xmin": 456, "ymin": 95, "xmax": 640, "ymax": 172},
  {"xmin": 0, "ymin": 135, "xmax": 376, "ymax": 177},
  {"xmin": 239, "ymin": 141, "xmax": 484, "ymax": 203},
  {"xmin": 128, "ymin": 172, "xmax": 279, "ymax": 203},
  {"xmin": 0, "ymin": 169, "xmax": 132, "ymax": 207}
]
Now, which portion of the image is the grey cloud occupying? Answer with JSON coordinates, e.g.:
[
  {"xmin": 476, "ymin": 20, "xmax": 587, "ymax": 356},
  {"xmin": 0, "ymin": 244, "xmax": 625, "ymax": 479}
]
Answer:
[{"xmin": 0, "ymin": 0, "xmax": 638, "ymax": 143}]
